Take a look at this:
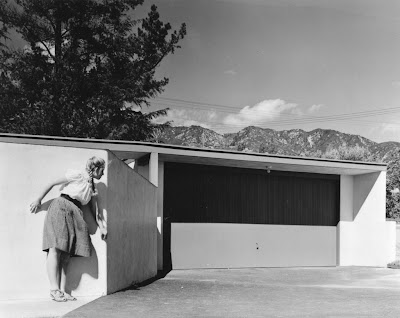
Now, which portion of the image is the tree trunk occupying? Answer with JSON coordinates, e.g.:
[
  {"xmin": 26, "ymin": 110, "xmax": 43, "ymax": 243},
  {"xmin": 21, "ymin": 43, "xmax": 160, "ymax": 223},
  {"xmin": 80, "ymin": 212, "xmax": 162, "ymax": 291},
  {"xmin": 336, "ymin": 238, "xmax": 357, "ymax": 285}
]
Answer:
[{"xmin": 52, "ymin": 15, "xmax": 62, "ymax": 135}]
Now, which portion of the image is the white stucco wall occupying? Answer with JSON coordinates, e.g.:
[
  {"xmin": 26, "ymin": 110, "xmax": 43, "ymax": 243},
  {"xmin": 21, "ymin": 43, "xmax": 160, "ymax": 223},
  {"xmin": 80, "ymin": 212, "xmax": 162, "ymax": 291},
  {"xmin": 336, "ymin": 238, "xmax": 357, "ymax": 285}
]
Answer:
[
  {"xmin": 137, "ymin": 154, "xmax": 164, "ymax": 271},
  {"xmin": 338, "ymin": 172, "xmax": 396, "ymax": 266},
  {"xmin": 157, "ymin": 161, "xmax": 164, "ymax": 271},
  {"xmin": 0, "ymin": 142, "xmax": 108, "ymax": 300},
  {"xmin": 106, "ymin": 152, "xmax": 158, "ymax": 294},
  {"xmin": 171, "ymin": 223, "xmax": 337, "ymax": 269},
  {"xmin": 396, "ymin": 224, "xmax": 400, "ymax": 260}
]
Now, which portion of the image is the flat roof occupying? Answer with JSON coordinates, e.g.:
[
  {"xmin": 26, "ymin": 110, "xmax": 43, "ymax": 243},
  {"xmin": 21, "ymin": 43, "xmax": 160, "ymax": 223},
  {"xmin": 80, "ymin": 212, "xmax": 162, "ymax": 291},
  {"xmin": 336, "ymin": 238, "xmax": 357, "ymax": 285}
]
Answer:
[{"xmin": 0, "ymin": 133, "xmax": 387, "ymax": 175}]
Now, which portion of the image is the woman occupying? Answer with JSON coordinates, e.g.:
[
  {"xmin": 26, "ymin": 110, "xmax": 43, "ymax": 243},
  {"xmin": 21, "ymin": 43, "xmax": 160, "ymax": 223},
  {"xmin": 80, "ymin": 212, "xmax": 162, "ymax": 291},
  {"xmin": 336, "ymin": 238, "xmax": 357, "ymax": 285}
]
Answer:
[{"xmin": 30, "ymin": 156, "xmax": 108, "ymax": 302}]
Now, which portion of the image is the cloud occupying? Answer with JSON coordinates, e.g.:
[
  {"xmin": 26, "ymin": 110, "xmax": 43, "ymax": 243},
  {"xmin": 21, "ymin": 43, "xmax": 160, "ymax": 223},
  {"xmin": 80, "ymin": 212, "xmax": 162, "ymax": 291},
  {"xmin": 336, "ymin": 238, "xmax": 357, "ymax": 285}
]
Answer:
[
  {"xmin": 224, "ymin": 69, "xmax": 237, "ymax": 75},
  {"xmin": 308, "ymin": 104, "xmax": 323, "ymax": 113},
  {"xmin": 291, "ymin": 107, "xmax": 304, "ymax": 116},
  {"xmin": 151, "ymin": 98, "xmax": 327, "ymax": 134},
  {"xmin": 222, "ymin": 99, "xmax": 298, "ymax": 127},
  {"xmin": 152, "ymin": 108, "xmax": 216, "ymax": 129},
  {"xmin": 380, "ymin": 123, "xmax": 400, "ymax": 133},
  {"xmin": 392, "ymin": 81, "xmax": 400, "ymax": 87},
  {"xmin": 369, "ymin": 122, "xmax": 400, "ymax": 142}
]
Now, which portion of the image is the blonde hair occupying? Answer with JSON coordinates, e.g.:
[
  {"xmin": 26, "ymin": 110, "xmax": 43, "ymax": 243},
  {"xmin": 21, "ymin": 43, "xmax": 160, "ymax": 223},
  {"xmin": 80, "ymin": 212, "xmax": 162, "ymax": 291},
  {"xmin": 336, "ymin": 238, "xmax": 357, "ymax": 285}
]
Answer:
[
  {"xmin": 86, "ymin": 156, "xmax": 105, "ymax": 191},
  {"xmin": 86, "ymin": 156, "xmax": 106, "ymax": 172}
]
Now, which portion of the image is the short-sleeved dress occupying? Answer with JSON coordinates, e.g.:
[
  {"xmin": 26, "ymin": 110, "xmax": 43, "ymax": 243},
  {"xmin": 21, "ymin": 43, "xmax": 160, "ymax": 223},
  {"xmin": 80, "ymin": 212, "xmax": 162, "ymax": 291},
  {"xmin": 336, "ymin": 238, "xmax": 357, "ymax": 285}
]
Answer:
[{"xmin": 42, "ymin": 169, "xmax": 94, "ymax": 257}]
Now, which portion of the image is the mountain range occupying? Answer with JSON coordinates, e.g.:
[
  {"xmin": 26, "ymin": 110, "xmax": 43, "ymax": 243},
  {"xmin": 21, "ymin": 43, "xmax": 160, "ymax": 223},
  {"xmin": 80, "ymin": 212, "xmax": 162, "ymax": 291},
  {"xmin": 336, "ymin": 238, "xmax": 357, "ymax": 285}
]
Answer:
[{"xmin": 157, "ymin": 125, "xmax": 400, "ymax": 161}]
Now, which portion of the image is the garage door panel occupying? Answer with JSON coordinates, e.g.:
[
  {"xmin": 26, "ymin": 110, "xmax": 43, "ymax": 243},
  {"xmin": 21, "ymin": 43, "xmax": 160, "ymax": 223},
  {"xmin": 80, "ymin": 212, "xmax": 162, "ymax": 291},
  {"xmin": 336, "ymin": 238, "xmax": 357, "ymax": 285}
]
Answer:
[
  {"xmin": 164, "ymin": 162, "xmax": 340, "ymax": 226},
  {"xmin": 171, "ymin": 223, "xmax": 337, "ymax": 269},
  {"xmin": 164, "ymin": 162, "xmax": 339, "ymax": 269}
]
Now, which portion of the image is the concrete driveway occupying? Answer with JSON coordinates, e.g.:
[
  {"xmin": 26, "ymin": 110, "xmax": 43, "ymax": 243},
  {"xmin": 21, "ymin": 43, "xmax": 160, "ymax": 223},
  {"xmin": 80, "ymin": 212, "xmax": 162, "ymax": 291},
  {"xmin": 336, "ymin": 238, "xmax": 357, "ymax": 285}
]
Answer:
[{"xmin": 64, "ymin": 267, "xmax": 400, "ymax": 317}]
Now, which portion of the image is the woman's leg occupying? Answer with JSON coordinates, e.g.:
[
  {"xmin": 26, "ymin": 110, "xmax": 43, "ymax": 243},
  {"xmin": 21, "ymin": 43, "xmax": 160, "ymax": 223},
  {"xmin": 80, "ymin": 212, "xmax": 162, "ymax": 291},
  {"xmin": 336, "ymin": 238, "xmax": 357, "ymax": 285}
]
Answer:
[
  {"xmin": 60, "ymin": 252, "xmax": 70, "ymax": 292},
  {"xmin": 60, "ymin": 253, "xmax": 77, "ymax": 300},
  {"xmin": 47, "ymin": 248, "xmax": 61, "ymax": 291}
]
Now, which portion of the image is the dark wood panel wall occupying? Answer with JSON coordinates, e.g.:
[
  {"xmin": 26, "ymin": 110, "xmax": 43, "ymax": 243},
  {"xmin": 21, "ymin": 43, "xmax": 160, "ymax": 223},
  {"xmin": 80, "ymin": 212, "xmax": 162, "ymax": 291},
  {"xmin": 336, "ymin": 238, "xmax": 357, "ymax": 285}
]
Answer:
[{"xmin": 164, "ymin": 162, "xmax": 340, "ymax": 226}]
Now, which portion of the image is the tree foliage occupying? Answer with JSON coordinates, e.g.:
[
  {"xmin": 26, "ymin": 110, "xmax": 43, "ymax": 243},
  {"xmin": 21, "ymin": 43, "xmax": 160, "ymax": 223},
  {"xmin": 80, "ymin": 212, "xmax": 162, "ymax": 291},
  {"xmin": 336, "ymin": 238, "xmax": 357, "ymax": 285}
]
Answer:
[
  {"xmin": 0, "ymin": 2, "xmax": 9, "ymax": 50},
  {"xmin": 383, "ymin": 148, "xmax": 400, "ymax": 219},
  {"xmin": 323, "ymin": 145, "xmax": 375, "ymax": 162},
  {"xmin": 0, "ymin": 0, "xmax": 186, "ymax": 140},
  {"xmin": 259, "ymin": 142, "xmax": 278, "ymax": 154}
]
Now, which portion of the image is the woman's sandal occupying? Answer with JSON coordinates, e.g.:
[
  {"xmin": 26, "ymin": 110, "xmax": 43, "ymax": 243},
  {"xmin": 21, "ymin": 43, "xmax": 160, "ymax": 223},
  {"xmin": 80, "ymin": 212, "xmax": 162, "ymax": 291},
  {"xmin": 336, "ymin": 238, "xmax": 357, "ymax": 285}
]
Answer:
[
  {"xmin": 50, "ymin": 289, "xmax": 67, "ymax": 302},
  {"xmin": 63, "ymin": 293, "xmax": 77, "ymax": 301}
]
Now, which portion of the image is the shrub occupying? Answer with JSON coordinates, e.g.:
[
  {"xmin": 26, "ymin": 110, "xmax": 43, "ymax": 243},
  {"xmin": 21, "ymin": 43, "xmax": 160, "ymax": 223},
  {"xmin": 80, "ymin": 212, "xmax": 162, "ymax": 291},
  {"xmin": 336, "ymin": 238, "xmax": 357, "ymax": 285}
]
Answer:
[{"xmin": 323, "ymin": 145, "xmax": 373, "ymax": 162}]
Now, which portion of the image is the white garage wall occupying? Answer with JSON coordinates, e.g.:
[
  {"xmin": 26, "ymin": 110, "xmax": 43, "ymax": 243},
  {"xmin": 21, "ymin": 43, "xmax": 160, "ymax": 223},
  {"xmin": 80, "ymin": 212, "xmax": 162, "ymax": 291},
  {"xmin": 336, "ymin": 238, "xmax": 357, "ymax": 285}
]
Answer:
[
  {"xmin": 0, "ymin": 142, "xmax": 159, "ymax": 301},
  {"xmin": 338, "ymin": 172, "xmax": 396, "ymax": 266},
  {"xmin": 171, "ymin": 223, "xmax": 337, "ymax": 269},
  {"xmin": 106, "ymin": 151, "xmax": 158, "ymax": 294},
  {"xmin": 0, "ymin": 142, "xmax": 108, "ymax": 300}
]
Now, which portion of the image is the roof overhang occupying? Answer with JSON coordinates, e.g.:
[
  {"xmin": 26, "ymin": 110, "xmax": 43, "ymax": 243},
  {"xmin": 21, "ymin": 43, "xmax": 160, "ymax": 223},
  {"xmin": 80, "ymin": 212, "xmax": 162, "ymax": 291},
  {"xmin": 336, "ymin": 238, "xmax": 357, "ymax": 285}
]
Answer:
[{"xmin": 0, "ymin": 133, "xmax": 387, "ymax": 175}]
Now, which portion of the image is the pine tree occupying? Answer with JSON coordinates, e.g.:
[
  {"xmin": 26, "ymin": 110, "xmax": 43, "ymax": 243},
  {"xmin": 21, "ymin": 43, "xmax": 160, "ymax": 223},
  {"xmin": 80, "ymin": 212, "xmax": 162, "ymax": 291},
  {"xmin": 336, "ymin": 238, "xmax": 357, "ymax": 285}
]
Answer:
[{"xmin": 0, "ymin": 0, "xmax": 186, "ymax": 140}]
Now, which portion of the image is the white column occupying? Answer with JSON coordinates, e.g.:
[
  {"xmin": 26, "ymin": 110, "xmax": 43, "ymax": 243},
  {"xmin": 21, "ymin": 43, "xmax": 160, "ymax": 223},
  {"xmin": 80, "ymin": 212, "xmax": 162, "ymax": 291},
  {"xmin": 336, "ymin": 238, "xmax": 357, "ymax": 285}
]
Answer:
[
  {"xmin": 157, "ymin": 161, "xmax": 164, "ymax": 271},
  {"xmin": 338, "ymin": 171, "xmax": 395, "ymax": 266},
  {"xmin": 149, "ymin": 152, "xmax": 163, "ymax": 271},
  {"xmin": 149, "ymin": 152, "xmax": 158, "ymax": 186},
  {"xmin": 340, "ymin": 175, "xmax": 354, "ymax": 222},
  {"xmin": 337, "ymin": 175, "xmax": 354, "ymax": 266}
]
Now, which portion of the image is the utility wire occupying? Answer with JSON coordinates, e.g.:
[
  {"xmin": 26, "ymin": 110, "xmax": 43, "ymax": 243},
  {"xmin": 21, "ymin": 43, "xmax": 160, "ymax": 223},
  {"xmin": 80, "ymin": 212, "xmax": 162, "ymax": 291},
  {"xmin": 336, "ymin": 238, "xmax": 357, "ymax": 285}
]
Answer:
[
  {"xmin": 150, "ymin": 97, "xmax": 400, "ymax": 128},
  {"xmin": 154, "ymin": 97, "xmax": 400, "ymax": 120}
]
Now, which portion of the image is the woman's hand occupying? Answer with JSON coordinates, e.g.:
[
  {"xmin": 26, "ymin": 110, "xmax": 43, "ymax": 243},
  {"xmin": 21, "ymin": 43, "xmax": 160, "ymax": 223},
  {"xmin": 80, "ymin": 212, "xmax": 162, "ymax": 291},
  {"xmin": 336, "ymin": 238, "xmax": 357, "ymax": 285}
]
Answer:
[
  {"xmin": 100, "ymin": 227, "xmax": 108, "ymax": 240},
  {"xmin": 30, "ymin": 199, "xmax": 41, "ymax": 214},
  {"xmin": 29, "ymin": 177, "xmax": 68, "ymax": 214}
]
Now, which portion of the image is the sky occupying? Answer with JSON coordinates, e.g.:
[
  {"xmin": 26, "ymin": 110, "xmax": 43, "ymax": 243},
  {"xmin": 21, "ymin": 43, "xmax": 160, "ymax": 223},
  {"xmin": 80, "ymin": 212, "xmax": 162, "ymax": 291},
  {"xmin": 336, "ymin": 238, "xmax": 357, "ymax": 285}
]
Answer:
[{"xmin": 133, "ymin": 0, "xmax": 400, "ymax": 143}]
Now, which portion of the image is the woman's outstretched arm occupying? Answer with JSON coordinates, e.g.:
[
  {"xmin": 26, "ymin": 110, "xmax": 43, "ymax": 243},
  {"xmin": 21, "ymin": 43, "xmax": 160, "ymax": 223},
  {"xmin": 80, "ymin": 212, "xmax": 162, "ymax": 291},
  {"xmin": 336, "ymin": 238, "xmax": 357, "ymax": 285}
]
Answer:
[
  {"xmin": 30, "ymin": 177, "xmax": 68, "ymax": 213},
  {"xmin": 89, "ymin": 197, "xmax": 108, "ymax": 240}
]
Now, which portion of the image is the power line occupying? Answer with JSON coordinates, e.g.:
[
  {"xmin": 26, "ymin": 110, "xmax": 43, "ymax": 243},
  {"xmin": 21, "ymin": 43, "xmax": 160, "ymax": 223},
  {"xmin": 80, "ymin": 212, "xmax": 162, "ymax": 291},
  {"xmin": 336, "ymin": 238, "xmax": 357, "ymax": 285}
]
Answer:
[
  {"xmin": 154, "ymin": 96, "xmax": 400, "ymax": 118},
  {"xmin": 150, "ymin": 97, "xmax": 400, "ymax": 128}
]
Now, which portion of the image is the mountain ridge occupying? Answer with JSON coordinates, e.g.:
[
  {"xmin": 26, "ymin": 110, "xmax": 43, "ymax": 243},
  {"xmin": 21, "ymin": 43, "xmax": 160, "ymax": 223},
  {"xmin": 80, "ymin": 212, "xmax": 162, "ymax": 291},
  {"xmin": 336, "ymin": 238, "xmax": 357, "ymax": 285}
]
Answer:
[{"xmin": 157, "ymin": 125, "xmax": 400, "ymax": 160}]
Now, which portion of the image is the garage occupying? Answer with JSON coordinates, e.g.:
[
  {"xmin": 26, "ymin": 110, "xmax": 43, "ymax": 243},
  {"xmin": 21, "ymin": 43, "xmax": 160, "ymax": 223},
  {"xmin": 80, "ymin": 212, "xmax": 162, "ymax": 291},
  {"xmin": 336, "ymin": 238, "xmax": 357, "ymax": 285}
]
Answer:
[
  {"xmin": 0, "ymin": 134, "xmax": 394, "ymax": 298},
  {"xmin": 163, "ymin": 162, "xmax": 340, "ymax": 269}
]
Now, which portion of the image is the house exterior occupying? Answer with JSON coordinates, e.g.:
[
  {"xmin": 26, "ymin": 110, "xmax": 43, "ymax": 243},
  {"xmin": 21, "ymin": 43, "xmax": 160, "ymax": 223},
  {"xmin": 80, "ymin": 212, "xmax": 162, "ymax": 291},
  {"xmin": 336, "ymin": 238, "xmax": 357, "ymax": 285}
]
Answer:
[{"xmin": 0, "ymin": 133, "xmax": 396, "ymax": 300}]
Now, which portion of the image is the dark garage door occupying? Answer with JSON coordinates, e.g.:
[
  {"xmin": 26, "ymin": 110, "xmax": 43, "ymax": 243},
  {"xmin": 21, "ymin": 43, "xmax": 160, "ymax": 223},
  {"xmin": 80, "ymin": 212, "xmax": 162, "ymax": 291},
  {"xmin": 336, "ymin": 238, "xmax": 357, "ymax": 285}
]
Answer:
[
  {"xmin": 164, "ymin": 162, "xmax": 340, "ymax": 226},
  {"xmin": 163, "ymin": 162, "xmax": 340, "ymax": 269}
]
